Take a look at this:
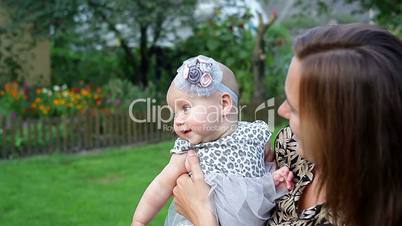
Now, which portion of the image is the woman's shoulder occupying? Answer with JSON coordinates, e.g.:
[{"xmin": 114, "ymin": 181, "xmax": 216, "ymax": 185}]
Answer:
[{"xmin": 274, "ymin": 126, "xmax": 298, "ymax": 164}]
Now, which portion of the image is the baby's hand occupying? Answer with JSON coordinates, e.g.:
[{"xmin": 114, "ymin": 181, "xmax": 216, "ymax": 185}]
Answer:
[{"xmin": 272, "ymin": 166, "xmax": 294, "ymax": 190}]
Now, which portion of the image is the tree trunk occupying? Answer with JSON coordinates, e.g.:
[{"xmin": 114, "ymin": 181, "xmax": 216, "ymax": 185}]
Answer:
[
  {"xmin": 138, "ymin": 25, "xmax": 149, "ymax": 87},
  {"xmin": 252, "ymin": 13, "xmax": 277, "ymax": 104},
  {"xmin": 252, "ymin": 30, "xmax": 266, "ymax": 103},
  {"xmin": 87, "ymin": 1, "xmax": 139, "ymax": 84},
  {"xmin": 119, "ymin": 39, "xmax": 138, "ymax": 84}
]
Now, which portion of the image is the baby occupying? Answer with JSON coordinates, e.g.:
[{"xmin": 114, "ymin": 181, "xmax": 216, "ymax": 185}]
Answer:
[{"xmin": 131, "ymin": 55, "xmax": 293, "ymax": 226}]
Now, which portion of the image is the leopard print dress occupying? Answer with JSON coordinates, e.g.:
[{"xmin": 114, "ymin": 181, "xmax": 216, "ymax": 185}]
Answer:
[
  {"xmin": 267, "ymin": 126, "xmax": 332, "ymax": 226},
  {"xmin": 165, "ymin": 120, "xmax": 285, "ymax": 226}
]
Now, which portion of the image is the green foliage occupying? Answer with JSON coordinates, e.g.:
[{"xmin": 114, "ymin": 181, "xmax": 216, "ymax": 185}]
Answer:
[
  {"xmin": 263, "ymin": 25, "xmax": 292, "ymax": 99},
  {"xmin": 1, "ymin": 0, "xmax": 198, "ymax": 87},
  {"xmin": 176, "ymin": 16, "xmax": 254, "ymax": 101},
  {"xmin": 300, "ymin": 0, "xmax": 402, "ymax": 36},
  {"xmin": 346, "ymin": 0, "xmax": 402, "ymax": 35},
  {"xmin": 103, "ymin": 78, "xmax": 160, "ymax": 110},
  {"xmin": 0, "ymin": 82, "xmax": 29, "ymax": 116},
  {"xmin": 1, "ymin": 0, "xmax": 293, "ymax": 104},
  {"xmin": 51, "ymin": 47, "xmax": 125, "ymax": 87},
  {"xmin": 0, "ymin": 30, "xmax": 25, "ymax": 87},
  {"xmin": 175, "ymin": 10, "xmax": 291, "ymax": 102}
]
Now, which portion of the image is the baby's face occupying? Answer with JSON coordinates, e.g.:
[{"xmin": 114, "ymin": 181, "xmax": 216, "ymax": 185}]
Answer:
[{"xmin": 167, "ymin": 86, "xmax": 224, "ymax": 144}]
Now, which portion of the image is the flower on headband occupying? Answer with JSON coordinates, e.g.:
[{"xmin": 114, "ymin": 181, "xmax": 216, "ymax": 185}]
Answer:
[
  {"xmin": 182, "ymin": 57, "xmax": 214, "ymax": 88},
  {"xmin": 173, "ymin": 55, "xmax": 223, "ymax": 97},
  {"xmin": 200, "ymin": 73, "xmax": 212, "ymax": 87},
  {"xmin": 187, "ymin": 64, "xmax": 203, "ymax": 84}
]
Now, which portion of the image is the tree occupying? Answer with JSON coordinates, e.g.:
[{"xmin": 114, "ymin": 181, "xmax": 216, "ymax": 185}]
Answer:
[
  {"xmin": 252, "ymin": 11, "xmax": 277, "ymax": 103},
  {"xmin": 83, "ymin": 0, "xmax": 197, "ymax": 86},
  {"xmin": 301, "ymin": 0, "xmax": 402, "ymax": 35},
  {"xmin": 1, "ymin": 0, "xmax": 198, "ymax": 87},
  {"xmin": 345, "ymin": 0, "xmax": 402, "ymax": 35}
]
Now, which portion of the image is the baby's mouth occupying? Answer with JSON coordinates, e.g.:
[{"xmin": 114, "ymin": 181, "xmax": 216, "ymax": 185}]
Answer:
[{"xmin": 182, "ymin": 129, "xmax": 192, "ymax": 135}]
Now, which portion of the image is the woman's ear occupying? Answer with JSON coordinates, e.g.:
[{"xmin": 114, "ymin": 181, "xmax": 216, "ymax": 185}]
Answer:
[{"xmin": 221, "ymin": 93, "xmax": 233, "ymax": 116}]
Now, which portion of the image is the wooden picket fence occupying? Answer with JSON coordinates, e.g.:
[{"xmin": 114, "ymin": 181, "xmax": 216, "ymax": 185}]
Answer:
[
  {"xmin": 0, "ymin": 100, "xmax": 284, "ymax": 159},
  {"xmin": 0, "ymin": 110, "xmax": 174, "ymax": 159}
]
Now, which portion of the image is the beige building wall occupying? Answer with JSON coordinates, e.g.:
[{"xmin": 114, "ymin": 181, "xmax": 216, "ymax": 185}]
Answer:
[{"xmin": 0, "ymin": 9, "xmax": 50, "ymax": 86}]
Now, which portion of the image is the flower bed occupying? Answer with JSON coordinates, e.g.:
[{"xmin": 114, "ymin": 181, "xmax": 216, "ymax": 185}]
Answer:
[{"xmin": 0, "ymin": 81, "xmax": 118, "ymax": 118}]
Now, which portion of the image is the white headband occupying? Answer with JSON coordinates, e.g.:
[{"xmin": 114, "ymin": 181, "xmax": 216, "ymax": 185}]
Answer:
[{"xmin": 173, "ymin": 55, "xmax": 238, "ymax": 105}]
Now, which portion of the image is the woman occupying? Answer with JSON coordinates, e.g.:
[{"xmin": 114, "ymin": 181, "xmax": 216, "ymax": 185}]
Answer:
[{"xmin": 172, "ymin": 23, "xmax": 402, "ymax": 226}]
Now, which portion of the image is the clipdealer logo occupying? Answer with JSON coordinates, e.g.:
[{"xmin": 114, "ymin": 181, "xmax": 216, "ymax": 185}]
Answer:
[{"xmin": 128, "ymin": 97, "xmax": 276, "ymax": 132}]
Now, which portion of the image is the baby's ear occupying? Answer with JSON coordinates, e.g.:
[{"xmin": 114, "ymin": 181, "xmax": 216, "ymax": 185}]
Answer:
[{"xmin": 221, "ymin": 93, "xmax": 233, "ymax": 114}]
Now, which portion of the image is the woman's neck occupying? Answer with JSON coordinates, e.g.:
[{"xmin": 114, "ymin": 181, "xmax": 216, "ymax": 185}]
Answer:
[{"xmin": 298, "ymin": 165, "xmax": 327, "ymax": 211}]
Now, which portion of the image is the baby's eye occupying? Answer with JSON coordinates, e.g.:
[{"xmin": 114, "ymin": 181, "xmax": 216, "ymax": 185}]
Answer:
[{"xmin": 183, "ymin": 105, "xmax": 191, "ymax": 113}]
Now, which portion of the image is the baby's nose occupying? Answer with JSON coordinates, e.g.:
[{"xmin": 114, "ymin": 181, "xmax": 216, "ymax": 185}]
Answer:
[
  {"xmin": 175, "ymin": 120, "xmax": 185, "ymax": 127},
  {"xmin": 174, "ymin": 112, "xmax": 187, "ymax": 125}
]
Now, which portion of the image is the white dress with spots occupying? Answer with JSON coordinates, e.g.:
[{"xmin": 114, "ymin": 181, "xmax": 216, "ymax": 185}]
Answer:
[{"xmin": 164, "ymin": 120, "xmax": 284, "ymax": 226}]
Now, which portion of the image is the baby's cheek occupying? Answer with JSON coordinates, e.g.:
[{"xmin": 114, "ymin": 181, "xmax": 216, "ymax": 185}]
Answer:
[
  {"xmin": 191, "ymin": 108, "xmax": 208, "ymax": 121},
  {"xmin": 173, "ymin": 124, "xmax": 180, "ymax": 134}
]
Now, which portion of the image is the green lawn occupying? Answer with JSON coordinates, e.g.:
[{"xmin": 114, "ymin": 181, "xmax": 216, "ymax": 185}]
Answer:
[
  {"xmin": 0, "ymin": 125, "xmax": 286, "ymax": 226},
  {"xmin": 0, "ymin": 140, "xmax": 174, "ymax": 226}
]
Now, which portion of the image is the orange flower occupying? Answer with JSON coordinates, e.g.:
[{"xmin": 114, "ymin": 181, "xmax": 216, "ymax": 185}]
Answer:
[
  {"xmin": 54, "ymin": 98, "xmax": 66, "ymax": 105},
  {"xmin": 4, "ymin": 82, "xmax": 19, "ymax": 99},
  {"xmin": 81, "ymin": 88, "xmax": 90, "ymax": 97},
  {"xmin": 39, "ymin": 105, "xmax": 50, "ymax": 115},
  {"xmin": 53, "ymin": 99, "xmax": 60, "ymax": 105}
]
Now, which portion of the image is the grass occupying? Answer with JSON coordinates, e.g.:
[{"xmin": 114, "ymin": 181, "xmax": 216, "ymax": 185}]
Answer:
[
  {"xmin": 0, "ymin": 124, "xmax": 287, "ymax": 226},
  {"xmin": 0, "ymin": 140, "xmax": 174, "ymax": 226}
]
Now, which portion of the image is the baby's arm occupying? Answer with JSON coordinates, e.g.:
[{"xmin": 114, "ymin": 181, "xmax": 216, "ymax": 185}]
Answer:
[
  {"xmin": 131, "ymin": 153, "xmax": 187, "ymax": 226},
  {"xmin": 264, "ymin": 142, "xmax": 275, "ymax": 163},
  {"xmin": 264, "ymin": 141, "xmax": 278, "ymax": 169},
  {"xmin": 264, "ymin": 142, "xmax": 293, "ymax": 190}
]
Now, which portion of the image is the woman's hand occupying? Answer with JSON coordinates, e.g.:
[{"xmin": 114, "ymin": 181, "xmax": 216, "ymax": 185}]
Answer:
[{"xmin": 172, "ymin": 150, "xmax": 218, "ymax": 226}]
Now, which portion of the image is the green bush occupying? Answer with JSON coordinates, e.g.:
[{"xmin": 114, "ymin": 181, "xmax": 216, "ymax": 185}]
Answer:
[{"xmin": 51, "ymin": 47, "xmax": 125, "ymax": 87}]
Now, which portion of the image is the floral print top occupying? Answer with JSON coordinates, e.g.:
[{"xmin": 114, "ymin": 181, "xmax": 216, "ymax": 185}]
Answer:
[{"xmin": 267, "ymin": 126, "xmax": 332, "ymax": 226}]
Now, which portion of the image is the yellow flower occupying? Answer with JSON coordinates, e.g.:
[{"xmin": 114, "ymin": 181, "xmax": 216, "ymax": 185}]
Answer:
[
  {"xmin": 35, "ymin": 97, "xmax": 42, "ymax": 103},
  {"xmin": 54, "ymin": 97, "xmax": 68, "ymax": 106},
  {"xmin": 81, "ymin": 88, "xmax": 90, "ymax": 97},
  {"xmin": 39, "ymin": 105, "xmax": 50, "ymax": 115}
]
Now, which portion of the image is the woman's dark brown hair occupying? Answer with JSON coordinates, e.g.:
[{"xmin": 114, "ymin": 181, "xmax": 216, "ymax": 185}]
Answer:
[{"xmin": 295, "ymin": 23, "xmax": 402, "ymax": 226}]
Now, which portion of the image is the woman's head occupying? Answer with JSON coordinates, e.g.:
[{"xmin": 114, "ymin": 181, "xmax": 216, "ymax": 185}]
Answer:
[{"xmin": 282, "ymin": 23, "xmax": 402, "ymax": 225}]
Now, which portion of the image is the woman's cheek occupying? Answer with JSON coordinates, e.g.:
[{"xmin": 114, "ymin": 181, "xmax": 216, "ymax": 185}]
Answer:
[{"xmin": 289, "ymin": 113, "xmax": 301, "ymax": 140}]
